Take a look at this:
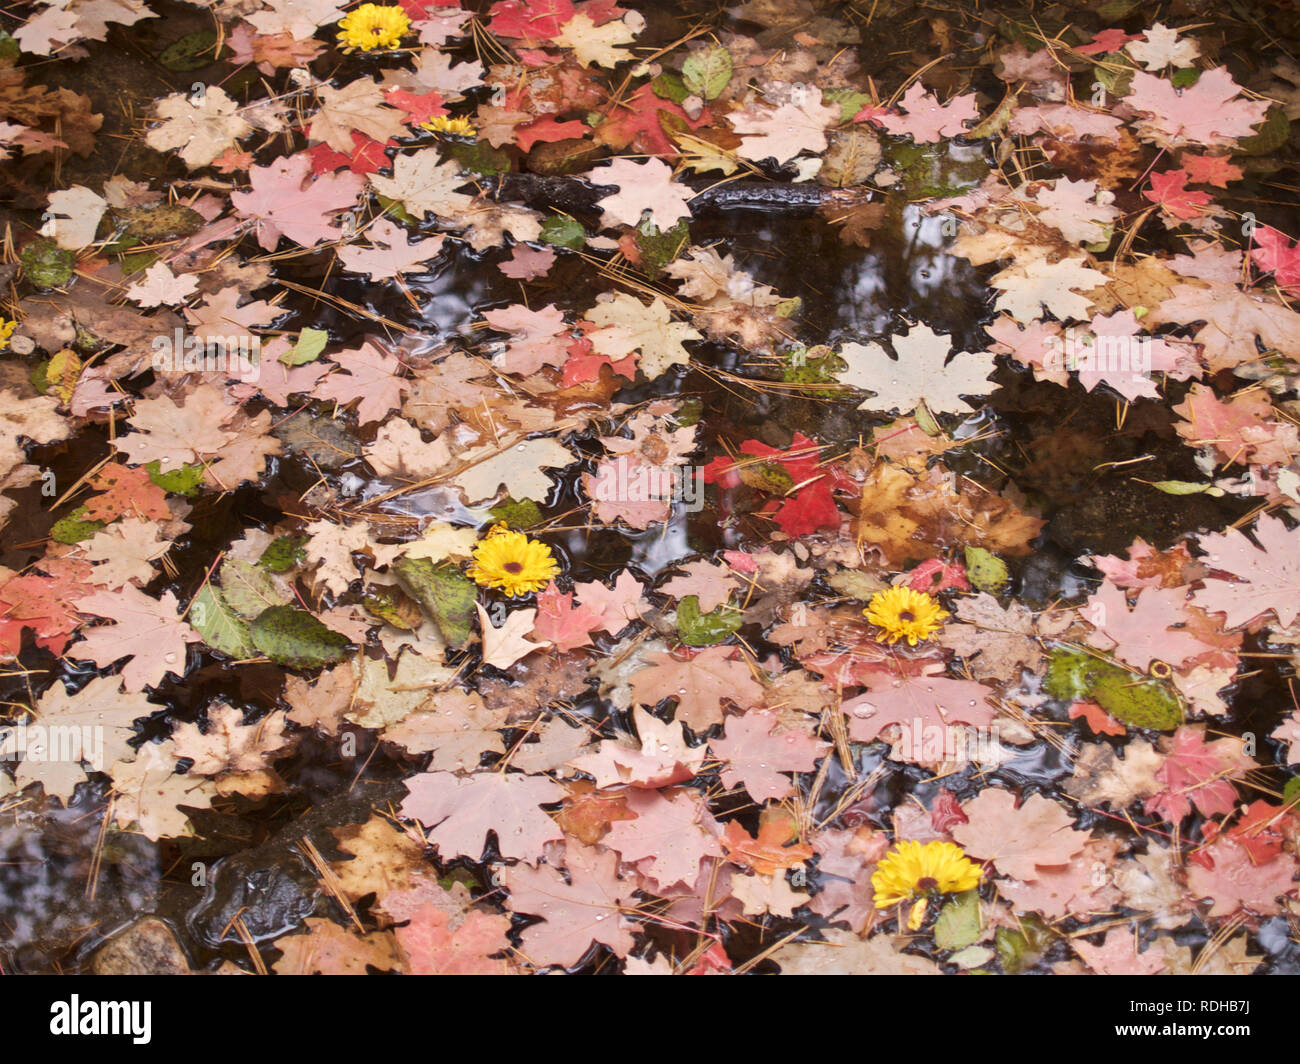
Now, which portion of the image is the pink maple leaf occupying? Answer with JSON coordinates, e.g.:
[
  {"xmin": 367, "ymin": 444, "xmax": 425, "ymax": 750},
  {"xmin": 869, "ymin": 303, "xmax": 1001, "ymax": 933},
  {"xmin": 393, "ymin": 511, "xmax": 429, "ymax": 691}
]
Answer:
[
  {"xmin": 1172, "ymin": 385, "xmax": 1300, "ymax": 469},
  {"xmin": 951, "ymin": 788, "xmax": 1090, "ymax": 881},
  {"xmin": 573, "ymin": 569, "xmax": 646, "ymax": 635},
  {"xmin": 877, "ymin": 83, "xmax": 979, "ymax": 143},
  {"xmin": 659, "ymin": 558, "xmax": 737, "ymax": 613},
  {"xmin": 483, "ymin": 303, "xmax": 569, "ymax": 375},
  {"xmin": 503, "ymin": 842, "xmax": 637, "ymax": 968},
  {"xmin": 1082, "ymin": 581, "xmax": 1209, "ymax": 669},
  {"xmin": 708, "ymin": 710, "xmax": 829, "ymax": 802},
  {"xmin": 72, "ymin": 587, "xmax": 198, "ymax": 693},
  {"xmin": 395, "ymin": 904, "xmax": 513, "ymax": 975},
  {"xmin": 486, "ymin": 0, "xmax": 574, "ymax": 40},
  {"xmin": 1186, "ymin": 836, "xmax": 1298, "ymax": 918},
  {"xmin": 628, "ymin": 645, "xmax": 763, "ymax": 732},
  {"xmin": 312, "ymin": 342, "xmax": 409, "ymax": 425},
  {"xmin": 841, "ymin": 674, "xmax": 997, "ymax": 743},
  {"xmin": 602, "ymin": 788, "xmax": 723, "ymax": 888},
  {"xmin": 400, "ymin": 770, "xmax": 565, "ymax": 864},
  {"xmin": 1123, "ymin": 69, "xmax": 1269, "ymax": 148},
  {"xmin": 498, "ymin": 243, "xmax": 556, "ymax": 281},
  {"xmin": 230, "ymin": 154, "xmax": 364, "ymax": 251},
  {"xmin": 531, "ymin": 581, "xmax": 603, "ymax": 652},
  {"xmin": 1072, "ymin": 929, "xmax": 1167, "ymax": 974},
  {"xmin": 1191, "ymin": 514, "xmax": 1300, "ymax": 628},
  {"xmin": 386, "ymin": 88, "xmax": 448, "ymax": 126},
  {"xmin": 1074, "ymin": 28, "xmax": 1142, "ymax": 55},
  {"xmin": 515, "ymin": 115, "xmax": 589, "ymax": 152}
]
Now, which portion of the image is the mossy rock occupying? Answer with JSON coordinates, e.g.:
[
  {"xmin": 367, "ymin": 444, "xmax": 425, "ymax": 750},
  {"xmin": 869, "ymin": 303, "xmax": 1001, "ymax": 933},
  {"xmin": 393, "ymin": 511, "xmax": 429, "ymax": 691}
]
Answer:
[{"xmin": 118, "ymin": 204, "xmax": 205, "ymax": 242}]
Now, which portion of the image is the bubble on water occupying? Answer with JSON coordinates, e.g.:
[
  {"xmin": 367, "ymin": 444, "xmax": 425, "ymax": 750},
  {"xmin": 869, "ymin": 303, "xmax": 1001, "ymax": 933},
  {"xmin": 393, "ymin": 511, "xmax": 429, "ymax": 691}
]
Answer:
[{"xmin": 164, "ymin": 652, "xmax": 177, "ymax": 664}]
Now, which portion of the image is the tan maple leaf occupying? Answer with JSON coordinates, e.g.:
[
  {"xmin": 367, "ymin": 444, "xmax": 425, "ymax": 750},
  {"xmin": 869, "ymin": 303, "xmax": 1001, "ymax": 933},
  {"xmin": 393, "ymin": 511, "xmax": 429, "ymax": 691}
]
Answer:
[
  {"xmin": 309, "ymin": 77, "xmax": 405, "ymax": 154},
  {"xmin": 146, "ymin": 86, "xmax": 253, "ymax": 169}
]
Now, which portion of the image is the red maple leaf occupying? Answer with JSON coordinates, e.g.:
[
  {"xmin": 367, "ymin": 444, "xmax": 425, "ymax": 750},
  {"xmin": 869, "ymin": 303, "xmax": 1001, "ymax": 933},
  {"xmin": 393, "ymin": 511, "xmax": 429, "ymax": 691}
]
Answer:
[
  {"xmin": 1145, "ymin": 725, "xmax": 1256, "ymax": 823},
  {"xmin": 307, "ymin": 132, "xmax": 395, "ymax": 176},
  {"xmin": 1143, "ymin": 169, "xmax": 1212, "ymax": 220},
  {"xmin": 1074, "ymin": 28, "xmax": 1142, "ymax": 54},
  {"xmin": 1251, "ymin": 225, "xmax": 1300, "ymax": 294},
  {"xmin": 487, "ymin": 0, "xmax": 574, "ymax": 40},
  {"xmin": 595, "ymin": 85, "xmax": 711, "ymax": 158},
  {"xmin": 386, "ymin": 88, "xmax": 448, "ymax": 127},
  {"xmin": 0, "ymin": 559, "xmax": 95, "ymax": 656},
  {"xmin": 515, "ymin": 115, "xmax": 589, "ymax": 152},
  {"xmin": 1068, "ymin": 699, "xmax": 1126, "ymax": 737},
  {"xmin": 704, "ymin": 432, "xmax": 841, "ymax": 537}
]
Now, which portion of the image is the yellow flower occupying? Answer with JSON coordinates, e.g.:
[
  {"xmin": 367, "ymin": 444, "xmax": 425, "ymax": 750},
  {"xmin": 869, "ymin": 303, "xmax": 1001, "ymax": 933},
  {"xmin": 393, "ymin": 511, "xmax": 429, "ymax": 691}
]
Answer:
[
  {"xmin": 337, "ymin": 4, "xmax": 410, "ymax": 51},
  {"xmin": 872, "ymin": 840, "xmax": 982, "ymax": 930},
  {"xmin": 422, "ymin": 115, "xmax": 476, "ymax": 136},
  {"xmin": 863, "ymin": 585, "xmax": 949, "ymax": 645},
  {"xmin": 468, "ymin": 525, "xmax": 559, "ymax": 596},
  {"xmin": 0, "ymin": 318, "xmax": 15, "ymax": 349}
]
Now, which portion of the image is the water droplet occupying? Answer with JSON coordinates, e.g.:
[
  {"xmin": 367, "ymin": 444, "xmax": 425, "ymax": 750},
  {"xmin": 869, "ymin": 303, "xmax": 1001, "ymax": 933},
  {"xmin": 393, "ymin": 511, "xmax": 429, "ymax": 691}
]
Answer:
[
  {"xmin": 968, "ymin": 700, "xmax": 977, "ymax": 707},
  {"xmin": 594, "ymin": 913, "xmax": 605, "ymax": 921},
  {"xmin": 164, "ymin": 652, "xmax": 177, "ymax": 663},
  {"xmin": 516, "ymin": 443, "xmax": 527, "ymax": 451}
]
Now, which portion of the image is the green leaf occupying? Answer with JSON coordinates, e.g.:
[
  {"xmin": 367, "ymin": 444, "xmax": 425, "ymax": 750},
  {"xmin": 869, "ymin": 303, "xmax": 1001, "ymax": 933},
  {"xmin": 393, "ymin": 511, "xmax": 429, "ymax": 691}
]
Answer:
[
  {"xmin": 934, "ymin": 889, "xmax": 982, "ymax": 951},
  {"xmin": 392, "ymin": 556, "xmax": 476, "ymax": 647},
  {"xmin": 1284, "ymin": 776, "xmax": 1300, "ymax": 807},
  {"xmin": 1170, "ymin": 67, "xmax": 1200, "ymax": 89},
  {"xmin": 146, "ymin": 459, "xmax": 204, "ymax": 497},
  {"xmin": 1146, "ymin": 479, "xmax": 1224, "ymax": 497},
  {"xmin": 539, "ymin": 215, "xmax": 586, "ymax": 249},
  {"xmin": 20, "ymin": 238, "xmax": 75, "ymax": 288},
  {"xmin": 0, "ymin": 30, "xmax": 19, "ymax": 60},
  {"xmin": 157, "ymin": 29, "xmax": 219, "ymax": 71},
  {"xmin": 1236, "ymin": 106, "xmax": 1291, "ymax": 156},
  {"xmin": 823, "ymin": 88, "xmax": 874, "ymax": 123},
  {"xmin": 676, "ymin": 595, "xmax": 742, "ymax": 646},
  {"xmin": 219, "ymin": 558, "xmax": 290, "ymax": 619},
  {"xmin": 948, "ymin": 945, "xmax": 995, "ymax": 970},
  {"xmin": 489, "ymin": 497, "xmax": 543, "ymax": 528},
  {"xmin": 447, "ymin": 139, "xmax": 512, "ymax": 175},
  {"xmin": 249, "ymin": 605, "xmax": 352, "ymax": 668},
  {"xmin": 964, "ymin": 546, "xmax": 1010, "ymax": 594},
  {"xmin": 995, "ymin": 915, "xmax": 1053, "ymax": 973},
  {"xmin": 189, "ymin": 583, "xmax": 255, "ymax": 659},
  {"xmin": 650, "ymin": 72, "xmax": 690, "ymax": 104},
  {"xmin": 374, "ymin": 195, "xmax": 417, "ymax": 225},
  {"xmin": 281, "ymin": 327, "xmax": 329, "ymax": 366},
  {"xmin": 634, "ymin": 217, "xmax": 690, "ymax": 276},
  {"xmin": 681, "ymin": 47, "xmax": 732, "ymax": 100},
  {"xmin": 50, "ymin": 505, "xmax": 104, "ymax": 544},
  {"xmin": 259, "ymin": 534, "xmax": 307, "ymax": 573}
]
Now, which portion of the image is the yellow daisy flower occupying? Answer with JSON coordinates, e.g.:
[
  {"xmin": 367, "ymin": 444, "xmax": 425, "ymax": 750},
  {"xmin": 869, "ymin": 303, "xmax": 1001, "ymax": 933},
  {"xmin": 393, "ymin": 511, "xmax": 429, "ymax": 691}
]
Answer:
[
  {"xmin": 863, "ymin": 585, "xmax": 949, "ymax": 645},
  {"xmin": 0, "ymin": 318, "xmax": 15, "ymax": 349},
  {"xmin": 422, "ymin": 115, "xmax": 476, "ymax": 136},
  {"xmin": 337, "ymin": 4, "xmax": 411, "ymax": 51},
  {"xmin": 468, "ymin": 525, "xmax": 559, "ymax": 596},
  {"xmin": 872, "ymin": 839, "xmax": 982, "ymax": 930}
]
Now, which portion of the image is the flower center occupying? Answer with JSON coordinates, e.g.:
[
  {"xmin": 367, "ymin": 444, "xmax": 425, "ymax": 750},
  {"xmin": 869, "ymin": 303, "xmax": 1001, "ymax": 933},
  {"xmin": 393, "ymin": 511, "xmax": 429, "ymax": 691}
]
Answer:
[
  {"xmin": 916, "ymin": 876, "xmax": 938, "ymax": 892},
  {"xmin": 503, "ymin": 561, "xmax": 524, "ymax": 574},
  {"xmin": 899, "ymin": 610, "xmax": 915, "ymax": 623}
]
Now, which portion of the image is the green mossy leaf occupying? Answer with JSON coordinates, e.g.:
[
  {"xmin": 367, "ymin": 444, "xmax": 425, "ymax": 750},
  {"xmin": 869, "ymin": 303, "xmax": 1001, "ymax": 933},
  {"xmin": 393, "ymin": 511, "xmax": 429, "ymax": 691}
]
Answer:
[{"xmin": 249, "ymin": 605, "xmax": 352, "ymax": 668}]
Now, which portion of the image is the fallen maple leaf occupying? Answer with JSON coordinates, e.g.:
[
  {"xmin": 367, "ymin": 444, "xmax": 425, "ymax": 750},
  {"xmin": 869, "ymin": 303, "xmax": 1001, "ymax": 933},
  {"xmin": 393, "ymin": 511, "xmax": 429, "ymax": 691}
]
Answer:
[
  {"xmin": 950, "ymin": 788, "xmax": 1090, "ymax": 881},
  {"xmin": 72, "ymin": 587, "xmax": 198, "ymax": 692},
  {"xmin": 401, "ymin": 770, "xmax": 565, "ymax": 863}
]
